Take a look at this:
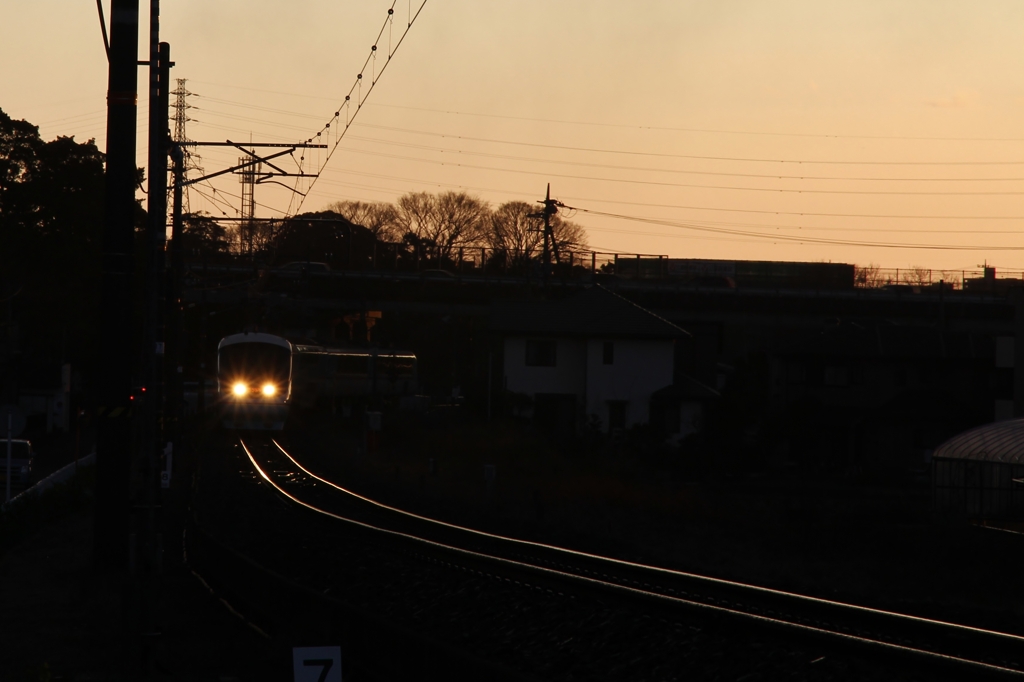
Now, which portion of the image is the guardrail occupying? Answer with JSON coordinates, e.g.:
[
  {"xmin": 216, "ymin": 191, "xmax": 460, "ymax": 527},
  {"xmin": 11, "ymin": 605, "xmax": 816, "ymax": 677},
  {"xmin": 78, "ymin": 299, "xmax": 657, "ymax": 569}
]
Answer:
[{"xmin": 2, "ymin": 452, "xmax": 95, "ymax": 512}]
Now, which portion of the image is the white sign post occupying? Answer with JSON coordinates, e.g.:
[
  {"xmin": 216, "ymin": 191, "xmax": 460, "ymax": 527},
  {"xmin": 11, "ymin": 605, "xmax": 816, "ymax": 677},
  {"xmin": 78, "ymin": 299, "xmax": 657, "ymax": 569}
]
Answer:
[
  {"xmin": 292, "ymin": 646, "xmax": 341, "ymax": 682},
  {"xmin": 5, "ymin": 413, "xmax": 10, "ymax": 504}
]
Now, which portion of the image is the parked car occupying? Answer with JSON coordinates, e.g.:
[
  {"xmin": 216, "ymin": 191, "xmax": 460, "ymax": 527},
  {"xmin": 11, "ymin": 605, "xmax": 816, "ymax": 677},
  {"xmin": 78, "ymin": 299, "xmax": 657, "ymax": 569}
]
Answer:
[{"xmin": 1, "ymin": 439, "xmax": 33, "ymax": 491}]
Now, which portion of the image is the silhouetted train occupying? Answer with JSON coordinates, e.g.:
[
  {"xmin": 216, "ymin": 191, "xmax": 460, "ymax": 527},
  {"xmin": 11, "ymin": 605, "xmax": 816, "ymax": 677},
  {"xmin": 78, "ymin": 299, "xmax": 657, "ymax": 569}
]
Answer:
[{"xmin": 217, "ymin": 332, "xmax": 417, "ymax": 430}]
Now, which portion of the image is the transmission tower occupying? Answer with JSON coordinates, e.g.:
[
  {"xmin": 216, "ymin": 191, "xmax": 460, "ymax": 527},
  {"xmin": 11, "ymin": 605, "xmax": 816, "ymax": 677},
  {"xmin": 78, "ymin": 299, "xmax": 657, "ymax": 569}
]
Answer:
[{"xmin": 170, "ymin": 78, "xmax": 200, "ymax": 213}]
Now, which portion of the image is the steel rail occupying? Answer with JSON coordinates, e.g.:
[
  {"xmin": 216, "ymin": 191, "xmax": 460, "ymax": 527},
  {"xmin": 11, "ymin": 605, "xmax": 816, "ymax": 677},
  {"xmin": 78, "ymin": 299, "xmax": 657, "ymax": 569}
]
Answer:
[
  {"xmin": 269, "ymin": 438, "xmax": 1024, "ymax": 645},
  {"xmin": 241, "ymin": 436, "xmax": 1024, "ymax": 678}
]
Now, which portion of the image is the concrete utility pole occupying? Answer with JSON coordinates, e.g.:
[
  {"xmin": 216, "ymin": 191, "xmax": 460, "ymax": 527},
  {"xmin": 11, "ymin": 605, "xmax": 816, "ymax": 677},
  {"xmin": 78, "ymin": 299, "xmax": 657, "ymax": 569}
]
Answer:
[
  {"xmin": 533, "ymin": 183, "xmax": 562, "ymax": 289},
  {"xmin": 136, "ymin": 14, "xmax": 171, "ymax": 671},
  {"xmin": 95, "ymin": 0, "xmax": 139, "ymax": 570}
]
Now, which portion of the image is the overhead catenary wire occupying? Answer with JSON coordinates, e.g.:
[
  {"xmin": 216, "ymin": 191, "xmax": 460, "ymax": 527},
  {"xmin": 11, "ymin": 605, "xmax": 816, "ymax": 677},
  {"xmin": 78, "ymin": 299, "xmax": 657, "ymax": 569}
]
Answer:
[{"xmin": 286, "ymin": 0, "xmax": 427, "ymax": 216}]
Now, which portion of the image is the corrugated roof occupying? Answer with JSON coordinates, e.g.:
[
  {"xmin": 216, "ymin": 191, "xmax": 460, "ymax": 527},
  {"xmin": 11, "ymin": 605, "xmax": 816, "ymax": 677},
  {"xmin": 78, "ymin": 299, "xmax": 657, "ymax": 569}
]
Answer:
[
  {"xmin": 933, "ymin": 419, "xmax": 1024, "ymax": 464},
  {"xmin": 491, "ymin": 285, "xmax": 688, "ymax": 338}
]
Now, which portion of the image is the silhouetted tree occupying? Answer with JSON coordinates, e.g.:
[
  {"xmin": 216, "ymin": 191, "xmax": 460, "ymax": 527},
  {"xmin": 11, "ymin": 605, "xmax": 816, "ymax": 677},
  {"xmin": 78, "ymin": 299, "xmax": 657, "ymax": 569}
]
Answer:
[
  {"xmin": 485, "ymin": 201, "xmax": 589, "ymax": 270},
  {"xmin": 324, "ymin": 200, "xmax": 403, "ymax": 241},
  {"xmin": 487, "ymin": 201, "xmax": 542, "ymax": 269},
  {"xmin": 396, "ymin": 191, "xmax": 488, "ymax": 261},
  {"xmin": 549, "ymin": 214, "xmax": 589, "ymax": 258},
  {"xmin": 180, "ymin": 212, "xmax": 231, "ymax": 256},
  {"xmin": 0, "ymin": 107, "xmax": 115, "ymax": 386},
  {"xmin": 270, "ymin": 210, "xmax": 377, "ymax": 268}
]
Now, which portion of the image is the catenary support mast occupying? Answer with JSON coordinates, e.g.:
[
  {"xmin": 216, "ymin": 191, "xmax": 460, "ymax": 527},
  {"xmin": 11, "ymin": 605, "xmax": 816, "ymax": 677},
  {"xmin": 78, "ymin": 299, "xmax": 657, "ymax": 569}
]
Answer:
[{"xmin": 95, "ymin": 0, "xmax": 140, "ymax": 570}]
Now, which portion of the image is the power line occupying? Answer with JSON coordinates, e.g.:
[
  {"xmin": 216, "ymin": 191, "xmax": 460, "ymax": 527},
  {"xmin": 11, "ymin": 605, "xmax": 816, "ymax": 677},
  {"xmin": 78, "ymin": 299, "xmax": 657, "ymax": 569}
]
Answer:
[
  {"xmin": 350, "ymin": 123, "xmax": 1024, "ymax": 180},
  {"xmin": 331, "ymin": 146, "xmax": 1024, "ymax": 196},
  {"xmin": 183, "ymin": 95, "xmax": 1024, "ymax": 166},
  {"xmin": 363, "ymin": 102, "xmax": 1024, "ymax": 143},
  {"xmin": 342, "ymin": 132, "xmax": 1024, "ymax": 184},
  {"xmin": 308, "ymin": 164, "xmax": 1024, "ymax": 220},
  {"xmin": 189, "ymin": 80, "xmax": 341, "ymax": 102},
  {"xmin": 567, "ymin": 206, "xmax": 1024, "ymax": 251},
  {"xmin": 198, "ymin": 96, "xmax": 327, "ymax": 121}
]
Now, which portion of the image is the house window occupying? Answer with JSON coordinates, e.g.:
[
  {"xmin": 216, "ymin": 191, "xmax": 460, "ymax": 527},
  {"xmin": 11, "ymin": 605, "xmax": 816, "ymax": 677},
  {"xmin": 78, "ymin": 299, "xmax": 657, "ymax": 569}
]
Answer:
[
  {"xmin": 603, "ymin": 341, "xmax": 614, "ymax": 365},
  {"xmin": 525, "ymin": 339, "xmax": 557, "ymax": 367},
  {"xmin": 607, "ymin": 400, "xmax": 628, "ymax": 431}
]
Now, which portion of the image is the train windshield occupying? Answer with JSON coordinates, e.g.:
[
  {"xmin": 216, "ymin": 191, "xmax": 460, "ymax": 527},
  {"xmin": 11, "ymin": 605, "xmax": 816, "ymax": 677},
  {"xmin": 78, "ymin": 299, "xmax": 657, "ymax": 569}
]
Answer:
[{"xmin": 219, "ymin": 343, "xmax": 291, "ymax": 383}]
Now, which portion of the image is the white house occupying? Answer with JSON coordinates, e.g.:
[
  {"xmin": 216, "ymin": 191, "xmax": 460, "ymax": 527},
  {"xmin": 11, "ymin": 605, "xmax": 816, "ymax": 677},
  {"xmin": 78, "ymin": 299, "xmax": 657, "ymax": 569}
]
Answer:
[{"xmin": 493, "ymin": 286, "xmax": 714, "ymax": 437}]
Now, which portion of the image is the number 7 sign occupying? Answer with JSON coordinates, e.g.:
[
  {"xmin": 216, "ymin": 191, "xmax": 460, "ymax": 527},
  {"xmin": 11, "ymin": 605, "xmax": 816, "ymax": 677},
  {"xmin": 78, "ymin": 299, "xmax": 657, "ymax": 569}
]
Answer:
[{"xmin": 293, "ymin": 646, "xmax": 342, "ymax": 682}]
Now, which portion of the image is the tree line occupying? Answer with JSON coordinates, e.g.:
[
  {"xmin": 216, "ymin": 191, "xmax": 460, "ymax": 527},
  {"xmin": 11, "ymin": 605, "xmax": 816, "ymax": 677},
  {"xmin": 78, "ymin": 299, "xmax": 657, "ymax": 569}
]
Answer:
[
  {"xmin": 184, "ymin": 191, "xmax": 590, "ymax": 271},
  {"xmin": 1, "ymin": 107, "xmax": 148, "ymax": 391}
]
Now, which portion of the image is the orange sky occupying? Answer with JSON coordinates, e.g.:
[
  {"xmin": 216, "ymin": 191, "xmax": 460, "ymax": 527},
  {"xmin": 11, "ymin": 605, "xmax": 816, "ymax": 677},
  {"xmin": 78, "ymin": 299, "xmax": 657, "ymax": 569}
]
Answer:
[{"xmin": 5, "ymin": 1, "xmax": 1024, "ymax": 271}]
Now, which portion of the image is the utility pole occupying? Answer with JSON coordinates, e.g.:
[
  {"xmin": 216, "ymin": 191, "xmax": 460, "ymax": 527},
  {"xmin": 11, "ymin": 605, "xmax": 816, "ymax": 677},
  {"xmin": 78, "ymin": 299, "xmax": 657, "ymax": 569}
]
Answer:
[
  {"xmin": 95, "ymin": 0, "xmax": 139, "ymax": 571},
  {"xmin": 170, "ymin": 141, "xmax": 326, "ymax": 260},
  {"xmin": 137, "ymin": 23, "xmax": 171, "ymax": 674},
  {"xmin": 531, "ymin": 183, "xmax": 563, "ymax": 289}
]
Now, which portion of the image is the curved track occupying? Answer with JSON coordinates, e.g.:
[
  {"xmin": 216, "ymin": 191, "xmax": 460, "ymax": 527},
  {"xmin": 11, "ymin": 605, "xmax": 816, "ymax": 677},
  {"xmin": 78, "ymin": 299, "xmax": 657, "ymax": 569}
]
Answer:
[{"xmin": 240, "ymin": 435, "xmax": 1024, "ymax": 679}]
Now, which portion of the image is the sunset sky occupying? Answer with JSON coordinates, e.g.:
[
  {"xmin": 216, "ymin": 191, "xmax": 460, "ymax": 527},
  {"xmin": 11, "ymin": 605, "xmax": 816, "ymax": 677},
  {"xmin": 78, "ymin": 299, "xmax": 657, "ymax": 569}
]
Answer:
[{"xmin": 5, "ymin": 1, "xmax": 1024, "ymax": 271}]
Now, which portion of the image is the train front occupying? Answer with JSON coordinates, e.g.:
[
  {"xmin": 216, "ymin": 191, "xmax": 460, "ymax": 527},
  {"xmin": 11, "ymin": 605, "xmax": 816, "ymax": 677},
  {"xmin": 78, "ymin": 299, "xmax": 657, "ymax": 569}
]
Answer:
[{"xmin": 217, "ymin": 333, "xmax": 292, "ymax": 430}]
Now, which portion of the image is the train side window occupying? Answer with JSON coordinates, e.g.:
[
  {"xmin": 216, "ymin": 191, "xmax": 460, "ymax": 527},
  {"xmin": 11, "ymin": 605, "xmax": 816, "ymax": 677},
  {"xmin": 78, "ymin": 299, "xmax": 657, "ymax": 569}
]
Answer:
[{"xmin": 337, "ymin": 355, "xmax": 368, "ymax": 375}]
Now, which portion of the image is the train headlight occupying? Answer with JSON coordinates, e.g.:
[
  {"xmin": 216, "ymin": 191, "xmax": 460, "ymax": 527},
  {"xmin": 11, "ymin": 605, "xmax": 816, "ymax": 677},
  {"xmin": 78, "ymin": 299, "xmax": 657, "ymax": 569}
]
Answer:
[
  {"xmin": 232, "ymin": 382, "xmax": 248, "ymax": 397},
  {"xmin": 261, "ymin": 383, "xmax": 277, "ymax": 397}
]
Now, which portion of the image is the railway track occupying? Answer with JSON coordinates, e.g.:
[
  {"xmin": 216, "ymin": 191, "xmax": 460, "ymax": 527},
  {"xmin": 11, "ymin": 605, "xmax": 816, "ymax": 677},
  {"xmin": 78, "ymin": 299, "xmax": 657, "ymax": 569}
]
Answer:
[{"xmin": 240, "ymin": 434, "xmax": 1024, "ymax": 679}]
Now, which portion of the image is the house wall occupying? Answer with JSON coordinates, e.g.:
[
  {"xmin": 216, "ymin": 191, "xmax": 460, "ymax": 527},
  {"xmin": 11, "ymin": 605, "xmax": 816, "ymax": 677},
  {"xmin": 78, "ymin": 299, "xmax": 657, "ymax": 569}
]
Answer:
[
  {"xmin": 504, "ymin": 336, "xmax": 675, "ymax": 432},
  {"xmin": 503, "ymin": 337, "xmax": 587, "ymax": 400},
  {"xmin": 584, "ymin": 339, "xmax": 674, "ymax": 430}
]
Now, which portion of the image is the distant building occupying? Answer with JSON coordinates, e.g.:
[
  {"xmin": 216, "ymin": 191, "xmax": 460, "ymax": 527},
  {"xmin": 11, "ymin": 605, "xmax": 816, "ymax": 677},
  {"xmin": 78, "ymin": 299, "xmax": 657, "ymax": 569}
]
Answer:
[
  {"xmin": 933, "ymin": 418, "xmax": 1024, "ymax": 520},
  {"xmin": 492, "ymin": 286, "xmax": 714, "ymax": 438},
  {"xmin": 614, "ymin": 257, "xmax": 855, "ymax": 290}
]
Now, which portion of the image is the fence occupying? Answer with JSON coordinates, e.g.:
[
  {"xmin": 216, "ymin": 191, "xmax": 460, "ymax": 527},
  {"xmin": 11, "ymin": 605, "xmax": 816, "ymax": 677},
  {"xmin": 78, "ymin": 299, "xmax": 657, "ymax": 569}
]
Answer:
[{"xmin": 856, "ymin": 267, "xmax": 1024, "ymax": 291}]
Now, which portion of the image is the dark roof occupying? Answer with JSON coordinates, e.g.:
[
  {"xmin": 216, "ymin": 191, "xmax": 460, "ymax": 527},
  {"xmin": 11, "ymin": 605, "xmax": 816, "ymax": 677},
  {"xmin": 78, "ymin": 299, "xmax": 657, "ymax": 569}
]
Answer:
[
  {"xmin": 934, "ymin": 419, "xmax": 1024, "ymax": 464},
  {"xmin": 491, "ymin": 285, "xmax": 689, "ymax": 339}
]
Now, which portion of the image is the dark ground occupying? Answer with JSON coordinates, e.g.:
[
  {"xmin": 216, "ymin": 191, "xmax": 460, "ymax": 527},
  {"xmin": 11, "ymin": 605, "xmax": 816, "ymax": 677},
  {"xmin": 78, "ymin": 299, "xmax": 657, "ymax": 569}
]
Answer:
[
  {"xmin": 5, "ymin": 415, "xmax": 1024, "ymax": 680},
  {"xmin": 284, "ymin": 414, "xmax": 1024, "ymax": 636},
  {"xmin": 0, "ymin": 430, "xmax": 275, "ymax": 682}
]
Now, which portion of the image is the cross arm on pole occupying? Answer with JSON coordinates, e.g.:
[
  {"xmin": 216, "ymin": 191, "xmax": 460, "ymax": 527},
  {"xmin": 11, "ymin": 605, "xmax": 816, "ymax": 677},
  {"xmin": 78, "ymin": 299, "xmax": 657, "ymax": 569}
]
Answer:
[
  {"xmin": 183, "ymin": 148, "xmax": 293, "ymax": 186},
  {"xmin": 234, "ymin": 145, "xmax": 291, "ymax": 175},
  {"xmin": 184, "ymin": 141, "xmax": 327, "ymax": 148}
]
